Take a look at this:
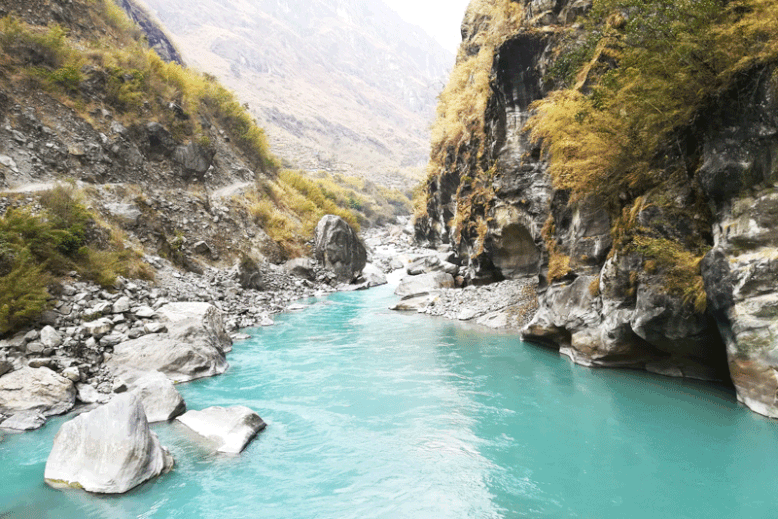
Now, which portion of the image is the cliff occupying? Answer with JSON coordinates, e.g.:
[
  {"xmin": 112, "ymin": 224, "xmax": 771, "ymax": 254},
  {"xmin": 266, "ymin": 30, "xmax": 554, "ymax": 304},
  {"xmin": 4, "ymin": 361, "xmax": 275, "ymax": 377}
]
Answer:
[{"xmin": 417, "ymin": 0, "xmax": 778, "ymax": 417}]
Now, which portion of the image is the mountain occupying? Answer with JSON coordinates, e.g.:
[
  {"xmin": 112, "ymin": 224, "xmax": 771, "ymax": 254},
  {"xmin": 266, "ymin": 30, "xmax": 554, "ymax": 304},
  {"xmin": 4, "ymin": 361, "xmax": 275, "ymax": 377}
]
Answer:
[{"xmin": 133, "ymin": 0, "xmax": 454, "ymax": 188}]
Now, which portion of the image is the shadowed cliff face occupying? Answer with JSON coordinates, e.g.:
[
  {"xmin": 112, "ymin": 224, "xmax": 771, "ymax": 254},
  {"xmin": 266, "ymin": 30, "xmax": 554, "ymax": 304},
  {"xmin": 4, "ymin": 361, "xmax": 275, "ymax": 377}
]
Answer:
[
  {"xmin": 419, "ymin": 0, "xmax": 778, "ymax": 415},
  {"xmin": 119, "ymin": 0, "xmax": 184, "ymax": 65}
]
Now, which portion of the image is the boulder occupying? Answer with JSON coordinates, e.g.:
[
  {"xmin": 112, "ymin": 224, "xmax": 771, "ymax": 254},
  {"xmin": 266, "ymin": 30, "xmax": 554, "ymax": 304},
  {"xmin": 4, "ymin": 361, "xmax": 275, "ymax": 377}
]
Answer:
[
  {"xmin": 313, "ymin": 215, "xmax": 367, "ymax": 282},
  {"xmin": 112, "ymin": 296, "xmax": 132, "ymax": 314},
  {"xmin": 40, "ymin": 326, "xmax": 63, "ymax": 349},
  {"xmin": 394, "ymin": 272, "xmax": 455, "ymax": 298},
  {"xmin": 130, "ymin": 371, "xmax": 186, "ymax": 423},
  {"xmin": 0, "ymin": 410, "xmax": 47, "ymax": 431},
  {"xmin": 83, "ymin": 318, "xmax": 113, "ymax": 337},
  {"xmin": 107, "ymin": 302, "xmax": 230, "ymax": 383},
  {"xmin": 173, "ymin": 142, "xmax": 214, "ymax": 176},
  {"xmin": 360, "ymin": 263, "xmax": 387, "ymax": 288},
  {"xmin": 44, "ymin": 393, "xmax": 174, "ymax": 494},
  {"xmin": 105, "ymin": 203, "xmax": 142, "ymax": 226},
  {"xmin": 284, "ymin": 257, "xmax": 316, "ymax": 280},
  {"xmin": 177, "ymin": 405, "xmax": 266, "ymax": 454},
  {"xmin": 0, "ymin": 367, "xmax": 75, "ymax": 417}
]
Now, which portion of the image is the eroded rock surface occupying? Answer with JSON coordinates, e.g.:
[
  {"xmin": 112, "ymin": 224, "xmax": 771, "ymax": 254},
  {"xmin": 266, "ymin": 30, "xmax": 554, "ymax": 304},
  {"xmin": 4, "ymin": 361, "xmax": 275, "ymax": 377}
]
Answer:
[
  {"xmin": 0, "ymin": 367, "xmax": 75, "ymax": 419},
  {"xmin": 130, "ymin": 371, "xmax": 186, "ymax": 422}
]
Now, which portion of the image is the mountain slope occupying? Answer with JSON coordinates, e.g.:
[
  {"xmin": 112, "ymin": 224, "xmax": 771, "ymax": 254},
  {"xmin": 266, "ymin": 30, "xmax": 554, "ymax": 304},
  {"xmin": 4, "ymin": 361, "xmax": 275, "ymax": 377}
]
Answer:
[{"xmin": 134, "ymin": 0, "xmax": 454, "ymax": 188}]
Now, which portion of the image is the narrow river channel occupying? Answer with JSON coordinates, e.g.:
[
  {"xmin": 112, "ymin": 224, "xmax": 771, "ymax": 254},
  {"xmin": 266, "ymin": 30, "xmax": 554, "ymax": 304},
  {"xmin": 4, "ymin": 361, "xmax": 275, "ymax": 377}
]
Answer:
[{"xmin": 2, "ymin": 285, "xmax": 777, "ymax": 518}]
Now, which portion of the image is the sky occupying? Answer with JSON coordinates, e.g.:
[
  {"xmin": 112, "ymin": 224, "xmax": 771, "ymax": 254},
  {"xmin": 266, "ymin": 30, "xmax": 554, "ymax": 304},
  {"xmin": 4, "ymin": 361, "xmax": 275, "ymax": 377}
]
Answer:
[{"xmin": 382, "ymin": 0, "xmax": 472, "ymax": 53}]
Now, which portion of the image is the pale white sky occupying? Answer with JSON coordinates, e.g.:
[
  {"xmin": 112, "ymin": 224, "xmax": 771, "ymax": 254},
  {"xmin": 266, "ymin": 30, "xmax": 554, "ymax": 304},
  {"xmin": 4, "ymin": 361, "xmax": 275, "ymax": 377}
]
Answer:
[{"xmin": 382, "ymin": 0, "xmax": 472, "ymax": 53}]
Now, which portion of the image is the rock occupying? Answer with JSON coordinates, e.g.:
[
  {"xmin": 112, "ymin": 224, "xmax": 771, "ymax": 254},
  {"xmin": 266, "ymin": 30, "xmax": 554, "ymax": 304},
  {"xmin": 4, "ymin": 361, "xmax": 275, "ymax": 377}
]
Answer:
[
  {"xmin": 105, "ymin": 203, "xmax": 142, "ymax": 226},
  {"xmin": 62, "ymin": 367, "xmax": 80, "ymax": 382},
  {"xmin": 24, "ymin": 330, "xmax": 40, "ymax": 342},
  {"xmin": 112, "ymin": 296, "xmax": 132, "ymax": 314},
  {"xmin": 173, "ymin": 142, "xmax": 214, "ymax": 176},
  {"xmin": 27, "ymin": 358, "xmax": 55, "ymax": 369},
  {"xmin": 360, "ymin": 263, "xmax": 387, "ymax": 287},
  {"xmin": 99, "ymin": 333, "xmax": 126, "ymax": 348},
  {"xmin": 394, "ymin": 272, "xmax": 455, "ymax": 298},
  {"xmin": 76, "ymin": 383, "xmax": 109, "ymax": 404},
  {"xmin": 44, "ymin": 393, "xmax": 174, "ymax": 494},
  {"xmin": 112, "ymin": 378, "xmax": 128, "ymax": 394},
  {"xmin": 83, "ymin": 318, "xmax": 113, "ymax": 337},
  {"xmin": 0, "ymin": 360, "xmax": 11, "ymax": 377},
  {"xmin": 390, "ymin": 293, "xmax": 437, "ymax": 312},
  {"xmin": 26, "ymin": 342, "xmax": 44, "ymax": 355},
  {"xmin": 135, "ymin": 306, "xmax": 156, "ymax": 318},
  {"xmin": 40, "ymin": 326, "xmax": 63, "ymax": 349},
  {"xmin": 313, "ymin": 215, "xmax": 367, "ymax": 282},
  {"xmin": 284, "ymin": 257, "xmax": 316, "ymax": 280},
  {"xmin": 1, "ymin": 410, "xmax": 47, "ymax": 431},
  {"xmin": 130, "ymin": 371, "xmax": 186, "ymax": 423},
  {"xmin": 0, "ymin": 367, "xmax": 75, "ymax": 417},
  {"xmin": 107, "ymin": 303, "xmax": 230, "ymax": 383},
  {"xmin": 144, "ymin": 322, "xmax": 167, "ymax": 334},
  {"xmin": 176, "ymin": 405, "xmax": 266, "ymax": 454}
]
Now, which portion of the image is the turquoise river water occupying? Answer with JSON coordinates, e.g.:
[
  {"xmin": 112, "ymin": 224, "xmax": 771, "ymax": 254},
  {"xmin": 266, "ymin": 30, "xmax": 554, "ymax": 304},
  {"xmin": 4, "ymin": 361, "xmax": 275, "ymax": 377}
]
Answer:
[{"xmin": 2, "ymin": 285, "xmax": 778, "ymax": 518}]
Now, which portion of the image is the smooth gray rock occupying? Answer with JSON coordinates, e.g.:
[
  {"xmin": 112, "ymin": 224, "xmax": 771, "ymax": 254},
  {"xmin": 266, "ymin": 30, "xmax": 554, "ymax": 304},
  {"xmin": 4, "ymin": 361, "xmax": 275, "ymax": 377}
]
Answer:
[
  {"xmin": 0, "ymin": 360, "xmax": 12, "ymax": 377},
  {"xmin": 0, "ymin": 367, "xmax": 75, "ymax": 416},
  {"xmin": 44, "ymin": 393, "xmax": 174, "ymax": 494},
  {"xmin": 83, "ymin": 318, "xmax": 113, "ymax": 337},
  {"xmin": 394, "ymin": 272, "xmax": 455, "ymax": 298},
  {"xmin": 107, "ymin": 303, "xmax": 230, "ymax": 383},
  {"xmin": 112, "ymin": 296, "xmax": 132, "ymax": 314},
  {"xmin": 177, "ymin": 405, "xmax": 266, "ymax": 454},
  {"xmin": 76, "ymin": 383, "xmax": 109, "ymax": 404},
  {"xmin": 130, "ymin": 371, "xmax": 185, "ymax": 423},
  {"xmin": 313, "ymin": 215, "xmax": 367, "ymax": 282}
]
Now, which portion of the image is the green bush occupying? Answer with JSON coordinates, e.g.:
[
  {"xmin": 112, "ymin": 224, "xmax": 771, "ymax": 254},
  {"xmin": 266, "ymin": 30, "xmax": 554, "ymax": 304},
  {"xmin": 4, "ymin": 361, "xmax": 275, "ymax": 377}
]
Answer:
[{"xmin": 0, "ymin": 249, "xmax": 51, "ymax": 335}]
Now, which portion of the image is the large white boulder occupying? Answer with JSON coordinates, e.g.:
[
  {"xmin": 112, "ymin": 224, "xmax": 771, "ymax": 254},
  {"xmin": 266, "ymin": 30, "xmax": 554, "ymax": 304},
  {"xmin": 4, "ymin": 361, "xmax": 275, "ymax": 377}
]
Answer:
[
  {"xmin": 0, "ymin": 367, "xmax": 75, "ymax": 417},
  {"xmin": 177, "ymin": 406, "xmax": 266, "ymax": 454},
  {"xmin": 107, "ymin": 302, "xmax": 231, "ymax": 383},
  {"xmin": 130, "ymin": 371, "xmax": 186, "ymax": 423},
  {"xmin": 44, "ymin": 393, "xmax": 173, "ymax": 494}
]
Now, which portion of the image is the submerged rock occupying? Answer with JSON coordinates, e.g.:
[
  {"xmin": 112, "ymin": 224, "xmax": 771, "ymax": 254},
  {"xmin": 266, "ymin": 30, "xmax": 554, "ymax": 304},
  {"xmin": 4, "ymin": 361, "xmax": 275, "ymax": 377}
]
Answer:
[
  {"xmin": 177, "ymin": 405, "xmax": 266, "ymax": 454},
  {"xmin": 314, "ymin": 215, "xmax": 367, "ymax": 282},
  {"xmin": 44, "ymin": 393, "xmax": 173, "ymax": 494}
]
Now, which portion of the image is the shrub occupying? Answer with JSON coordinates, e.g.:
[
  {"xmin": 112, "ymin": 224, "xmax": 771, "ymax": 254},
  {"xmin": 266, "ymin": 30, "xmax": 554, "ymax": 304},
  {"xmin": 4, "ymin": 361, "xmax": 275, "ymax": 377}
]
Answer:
[{"xmin": 0, "ymin": 249, "xmax": 50, "ymax": 335}]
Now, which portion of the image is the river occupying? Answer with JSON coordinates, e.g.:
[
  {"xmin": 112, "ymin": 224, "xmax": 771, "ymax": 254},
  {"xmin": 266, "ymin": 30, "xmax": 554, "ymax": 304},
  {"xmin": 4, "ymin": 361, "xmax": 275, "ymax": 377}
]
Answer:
[{"xmin": 2, "ymin": 285, "xmax": 777, "ymax": 518}]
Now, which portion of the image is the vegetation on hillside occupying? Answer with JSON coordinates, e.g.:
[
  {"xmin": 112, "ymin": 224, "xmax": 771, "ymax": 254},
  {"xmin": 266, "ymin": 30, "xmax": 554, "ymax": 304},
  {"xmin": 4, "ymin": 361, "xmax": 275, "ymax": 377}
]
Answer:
[
  {"xmin": 0, "ymin": 185, "xmax": 151, "ymax": 334},
  {"xmin": 0, "ymin": 9, "xmax": 279, "ymax": 173},
  {"xmin": 244, "ymin": 170, "xmax": 411, "ymax": 257},
  {"xmin": 421, "ymin": 0, "xmax": 778, "ymax": 304}
]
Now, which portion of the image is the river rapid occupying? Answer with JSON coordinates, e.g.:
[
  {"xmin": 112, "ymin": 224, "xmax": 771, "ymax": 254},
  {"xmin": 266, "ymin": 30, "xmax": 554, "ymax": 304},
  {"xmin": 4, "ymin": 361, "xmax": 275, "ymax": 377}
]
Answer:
[{"xmin": 2, "ymin": 285, "xmax": 777, "ymax": 518}]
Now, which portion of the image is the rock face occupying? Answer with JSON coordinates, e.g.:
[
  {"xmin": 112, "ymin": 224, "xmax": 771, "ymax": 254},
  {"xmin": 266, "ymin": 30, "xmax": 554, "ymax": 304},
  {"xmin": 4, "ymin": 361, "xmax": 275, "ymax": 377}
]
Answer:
[
  {"xmin": 177, "ymin": 406, "xmax": 266, "ymax": 454},
  {"xmin": 107, "ymin": 302, "xmax": 230, "ymax": 383},
  {"xmin": 0, "ymin": 367, "xmax": 75, "ymax": 417},
  {"xmin": 44, "ymin": 393, "xmax": 173, "ymax": 494},
  {"xmin": 415, "ymin": 0, "xmax": 778, "ymax": 417},
  {"xmin": 314, "ymin": 215, "xmax": 367, "ymax": 282},
  {"xmin": 130, "ymin": 371, "xmax": 186, "ymax": 422}
]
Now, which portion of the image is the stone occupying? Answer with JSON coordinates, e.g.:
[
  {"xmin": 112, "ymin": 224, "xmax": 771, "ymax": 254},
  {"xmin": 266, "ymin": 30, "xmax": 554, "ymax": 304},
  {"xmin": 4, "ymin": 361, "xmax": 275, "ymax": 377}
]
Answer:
[
  {"xmin": 176, "ymin": 405, "xmax": 266, "ymax": 454},
  {"xmin": 107, "ymin": 303, "xmax": 230, "ymax": 383},
  {"xmin": 313, "ymin": 215, "xmax": 367, "ymax": 282},
  {"xmin": 135, "ymin": 306, "xmax": 156, "ymax": 318},
  {"xmin": 27, "ymin": 358, "xmax": 54, "ymax": 369},
  {"xmin": 0, "ymin": 360, "xmax": 11, "ymax": 377},
  {"xmin": 62, "ymin": 367, "xmax": 80, "ymax": 382},
  {"xmin": 390, "ymin": 293, "xmax": 436, "ymax": 312},
  {"xmin": 40, "ymin": 326, "xmax": 63, "ymax": 349},
  {"xmin": 130, "ymin": 371, "xmax": 186, "ymax": 423},
  {"xmin": 112, "ymin": 296, "xmax": 132, "ymax": 314},
  {"xmin": 26, "ymin": 342, "xmax": 44, "ymax": 355},
  {"xmin": 83, "ymin": 318, "xmax": 113, "ymax": 337},
  {"xmin": 1, "ymin": 410, "xmax": 47, "ymax": 431},
  {"xmin": 360, "ymin": 263, "xmax": 387, "ymax": 288},
  {"xmin": 173, "ymin": 142, "xmax": 214, "ymax": 175},
  {"xmin": 44, "ymin": 393, "xmax": 174, "ymax": 494},
  {"xmin": 284, "ymin": 257, "xmax": 316, "ymax": 280},
  {"xmin": 394, "ymin": 272, "xmax": 455, "ymax": 298},
  {"xmin": 76, "ymin": 383, "xmax": 109, "ymax": 404},
  {"xmin": 100, "ymin": 333, "xmax": 127, "ymax": 348},
  {"xmin": 105, "ymin": 203, "xmax": 142, "ymax": 226},
  {"xmin": 24, "ymin": 330, "xmax": 39, "ymax": 342},
  {"xmin": 0, "ymin": 367, "xmax": 75, "ymax": 416},
  {"xmin": 144, "ymin": 322, "xmax": 167, "ymax": 334}
]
